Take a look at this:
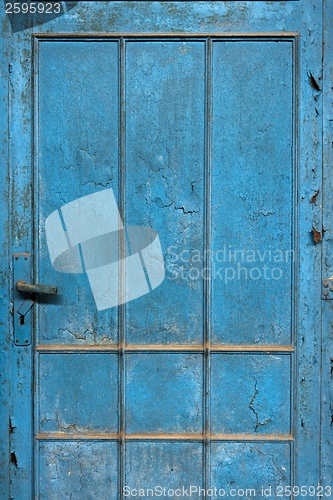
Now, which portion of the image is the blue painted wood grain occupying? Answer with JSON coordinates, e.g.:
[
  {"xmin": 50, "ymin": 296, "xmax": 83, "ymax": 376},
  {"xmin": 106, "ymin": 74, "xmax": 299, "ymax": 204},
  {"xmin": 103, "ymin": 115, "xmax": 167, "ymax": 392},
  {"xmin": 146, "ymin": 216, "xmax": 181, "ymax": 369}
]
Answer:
[
  {"xmin": 37, "ymin": 41, "xmax": 120, "ymax": 345},
  {"xmin": 39, "ymin": 441, "xmax": 118, "ymax": 499},
  {"xmin": 125, "ymin": 41, "xmax": 206, "ymax": 344},
  {"xmin": 211, "ymin": 41, "xmax": 293, "ymax": 346},
  {"xmin": 39, "ymin": 354, "xmax": 119, "ymax": 433}
]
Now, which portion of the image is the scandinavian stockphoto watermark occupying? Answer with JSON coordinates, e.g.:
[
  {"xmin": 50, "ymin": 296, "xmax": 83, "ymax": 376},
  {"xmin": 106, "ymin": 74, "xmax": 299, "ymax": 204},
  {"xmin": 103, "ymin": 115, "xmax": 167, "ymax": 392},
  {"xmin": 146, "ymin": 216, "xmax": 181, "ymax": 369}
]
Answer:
[
  {"xmin": 44, "ymin": 188, "xmax": 294, "ymax": 310},
  {"xmin": 45, "ymin": 189, "xmax": 165, "ymax": 311},
  {"xmin": 166, "ymin": 245, "xmax": 295, "ymax": 283}
]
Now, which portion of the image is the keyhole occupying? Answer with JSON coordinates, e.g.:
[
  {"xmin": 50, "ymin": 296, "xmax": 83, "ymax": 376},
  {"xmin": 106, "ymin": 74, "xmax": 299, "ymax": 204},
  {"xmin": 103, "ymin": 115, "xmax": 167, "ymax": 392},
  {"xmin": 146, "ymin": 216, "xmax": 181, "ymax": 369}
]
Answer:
[{"xmin": 19, "ymin": 315, "xmax": 25, "ymax": 325}]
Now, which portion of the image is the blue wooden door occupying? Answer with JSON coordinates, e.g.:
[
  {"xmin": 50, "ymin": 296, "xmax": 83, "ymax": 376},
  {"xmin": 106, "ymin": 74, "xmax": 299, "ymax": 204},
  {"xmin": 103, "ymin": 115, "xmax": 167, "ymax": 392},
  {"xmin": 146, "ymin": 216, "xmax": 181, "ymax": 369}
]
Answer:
[{"xmin": 1, "ymin": 1, "xmax": 332, "ymax": 499}]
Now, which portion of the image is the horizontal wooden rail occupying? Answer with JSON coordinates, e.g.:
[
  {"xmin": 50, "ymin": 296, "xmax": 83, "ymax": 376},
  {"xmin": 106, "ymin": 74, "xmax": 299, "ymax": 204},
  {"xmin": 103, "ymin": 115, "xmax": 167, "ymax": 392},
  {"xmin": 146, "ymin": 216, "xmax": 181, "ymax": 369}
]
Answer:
[
  {"xmin": 36, "ymin": 343, "xmax": 295, "ymax": 353},
  {"xmin": 36, "ymin": 432, "xmax": 294, "ymax": 442}
]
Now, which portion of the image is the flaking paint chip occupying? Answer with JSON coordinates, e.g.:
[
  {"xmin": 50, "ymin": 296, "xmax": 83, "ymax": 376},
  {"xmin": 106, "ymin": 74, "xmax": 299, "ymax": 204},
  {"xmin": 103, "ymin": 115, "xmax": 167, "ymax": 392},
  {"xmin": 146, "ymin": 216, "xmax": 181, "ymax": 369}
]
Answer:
[{"xmin": 312, "ymin": 227, "xmax": 322, "ymax": 244}]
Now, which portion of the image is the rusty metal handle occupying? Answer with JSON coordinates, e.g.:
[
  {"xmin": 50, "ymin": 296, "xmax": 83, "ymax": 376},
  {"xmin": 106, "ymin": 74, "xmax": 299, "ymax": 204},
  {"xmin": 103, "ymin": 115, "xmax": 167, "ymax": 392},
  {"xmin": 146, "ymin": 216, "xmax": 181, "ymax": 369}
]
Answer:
[{"xmin": 16, "ymin": 280, "xmax": 58, "ymax": 295}]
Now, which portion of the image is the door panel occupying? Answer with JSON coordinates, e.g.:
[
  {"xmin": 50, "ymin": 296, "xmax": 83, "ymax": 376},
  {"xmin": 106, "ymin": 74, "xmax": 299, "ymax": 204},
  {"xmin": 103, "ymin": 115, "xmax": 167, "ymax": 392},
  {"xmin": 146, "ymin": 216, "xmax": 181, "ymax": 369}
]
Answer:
[
  {"xmin": 1, "ymin": 1, "xmax": 331, "ymax": 499},
  {"xmin": 37, "ymin": 40, "xmax": 120, "ymax": 344},
  {"xmin": 211, "ymin": 40, "xmax": 294, "ymax": 346},
  {"xmin": 39, "ymin": 353, "xmax": 119, "ymax": 433},
  {"xmin": 125, "ymin": 39, "xmax": 206, "ymax": 345},
  {"xmin": 210, "ymin": 354, "xmax": 291, "ymax": 435},
  {"xmin": 211, "ymin": 443, "xmax": 291, "ymax": 494},
  {"xmin": 39, "ymin": 441, "xmax": 119, "ymax": 499},
  {"xmin": 125, "ymin": 442, "xmax": 204, "ymax": 496}
]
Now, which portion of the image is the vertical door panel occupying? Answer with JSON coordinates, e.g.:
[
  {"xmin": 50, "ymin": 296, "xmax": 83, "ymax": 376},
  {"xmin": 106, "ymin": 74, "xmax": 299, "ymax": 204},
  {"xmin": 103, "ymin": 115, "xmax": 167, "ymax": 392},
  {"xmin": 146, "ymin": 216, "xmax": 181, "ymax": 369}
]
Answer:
[
  {"xmin": 211, "ymin": 40, "xmax": 294, "ymax": 346},
  {"xmin": 125, "ymin": 40, "xmax": 206, "ymax": 345},
  {"xmin": 37, "ymin": 40, "xmax": 120, "ymax": 344}
]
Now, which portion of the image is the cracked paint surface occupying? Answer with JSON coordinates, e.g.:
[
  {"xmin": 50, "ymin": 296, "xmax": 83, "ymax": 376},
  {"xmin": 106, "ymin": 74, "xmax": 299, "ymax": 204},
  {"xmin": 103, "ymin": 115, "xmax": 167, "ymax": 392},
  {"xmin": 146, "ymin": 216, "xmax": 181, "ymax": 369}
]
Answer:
[
  {"xmin": 37, "ymin": 41, "xmax": 120, "ymax": 344},
  {"xmin": 125, "ymin": 41, "xmax": 205, "ymax": 345},
  {"xmin": 39, "ymin": 354, "xmax": 119, "ymax": 433},
  {"xmin": 211, "ymin": 355, "xmax": 291, "ymax": 434},
  {"xmin": 39, "ymin": 442, "xmax": 118, "ymax": 500},
  {"xmin": 126, "ymin": 354, "xmax": 203, "ymax": 433},
  {"xmin": 126, "ymin": 442, "xmax": 203, "ymax": 493},
  {"xmin": 211, "ymin": 41, "xmax": 294, "ymax": 346},
  {"xmin": 211, "ymin": 443, "xmax": 291, "ymax": 494}
]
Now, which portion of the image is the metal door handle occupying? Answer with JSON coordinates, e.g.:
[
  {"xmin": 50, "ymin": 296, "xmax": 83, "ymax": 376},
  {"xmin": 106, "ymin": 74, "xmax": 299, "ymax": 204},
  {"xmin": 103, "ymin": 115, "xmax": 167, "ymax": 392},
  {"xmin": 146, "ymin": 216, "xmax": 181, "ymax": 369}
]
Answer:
[{"xmin": 16, "ymin": 280, "xmax": 58, "ymax": 295}]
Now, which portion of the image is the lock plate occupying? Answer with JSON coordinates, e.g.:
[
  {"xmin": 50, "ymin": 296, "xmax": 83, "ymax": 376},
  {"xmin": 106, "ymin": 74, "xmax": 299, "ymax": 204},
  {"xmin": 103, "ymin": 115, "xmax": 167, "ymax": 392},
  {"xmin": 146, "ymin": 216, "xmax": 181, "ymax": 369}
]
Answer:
[{"xmin": 13, "ymin": 253, "xmax": 33, "ymax": 346}]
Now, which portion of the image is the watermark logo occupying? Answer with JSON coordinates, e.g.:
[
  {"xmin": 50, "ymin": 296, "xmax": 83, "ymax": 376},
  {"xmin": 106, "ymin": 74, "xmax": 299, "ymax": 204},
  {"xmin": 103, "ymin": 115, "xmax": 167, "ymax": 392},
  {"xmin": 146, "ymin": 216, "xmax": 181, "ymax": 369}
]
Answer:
[
  {"xmin": 45, "ymin": 189, "xmax": 165, "ymax": 311},
  {"xmin": 166, "ymin": 245, "xmax": 294, "ymax": 283},
  {"xmin": 5, "ymin": 1, "xmax": 78, "ymax": 33}
]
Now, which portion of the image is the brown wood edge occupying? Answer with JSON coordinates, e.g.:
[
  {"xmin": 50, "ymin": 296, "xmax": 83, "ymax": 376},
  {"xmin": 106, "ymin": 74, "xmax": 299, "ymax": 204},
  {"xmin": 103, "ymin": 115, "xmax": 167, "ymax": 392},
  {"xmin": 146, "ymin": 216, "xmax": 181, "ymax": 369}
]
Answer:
[
  {"xmin": 36, "ymin": 344, "xmax": 295, "ymax": 353},
  {"xmin": 36, "ymin": 432, "xmax": 294, "ymax": 442}
]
